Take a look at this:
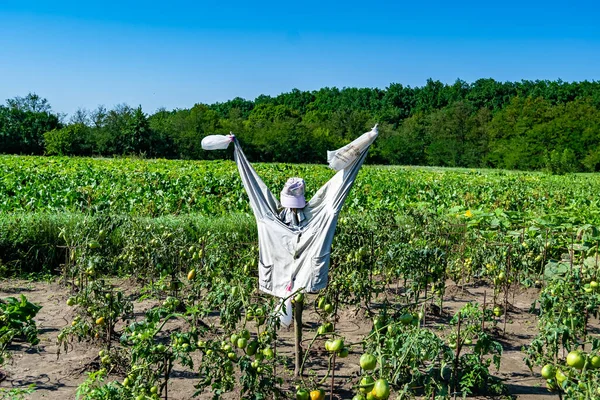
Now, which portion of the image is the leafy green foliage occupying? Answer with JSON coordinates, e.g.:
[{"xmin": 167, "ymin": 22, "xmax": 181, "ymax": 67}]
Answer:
[
  {"xmin": 0, "ymin": 295, "xmax": 42, "ymax": 366},
  {"xmin": 3, "ymin": 80, "xmax": 600, "ymax": 170}
]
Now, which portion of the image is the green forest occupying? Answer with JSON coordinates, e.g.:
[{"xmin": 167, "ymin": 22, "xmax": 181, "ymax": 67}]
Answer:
[{"xmin": 1, "ymin": 78, "xmax": 600, "ymax": 172}]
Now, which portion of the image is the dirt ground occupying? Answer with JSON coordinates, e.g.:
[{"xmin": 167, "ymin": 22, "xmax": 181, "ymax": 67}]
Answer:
[{"xmin": 0, "ymin": 279, "xmax": 562, "ymax": 400}]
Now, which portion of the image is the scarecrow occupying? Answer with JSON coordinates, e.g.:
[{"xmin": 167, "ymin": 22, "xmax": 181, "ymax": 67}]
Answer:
[{"xmin": 202, "ymin": 126, "xmax": 379, "ymax": 323}]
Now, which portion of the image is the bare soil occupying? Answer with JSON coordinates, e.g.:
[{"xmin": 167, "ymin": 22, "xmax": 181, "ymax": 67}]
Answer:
[{"xmin": 0, "ymin": 279, "xmax": 563, "ymax": 399}]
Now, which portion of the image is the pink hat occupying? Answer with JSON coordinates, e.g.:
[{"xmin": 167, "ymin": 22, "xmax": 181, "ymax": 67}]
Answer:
[{"xmin": 280, "ymin": 177, "xmax": 306, "ymax": 208}]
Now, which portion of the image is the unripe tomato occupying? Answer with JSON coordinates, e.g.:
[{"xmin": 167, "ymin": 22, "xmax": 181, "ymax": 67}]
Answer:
[
  {"xmin": 542, "ymin": 364, "xmax": 555, "ymax": 379},
  {"xmin": 246, "ymin": 340, "xmax": 259, "ymax": 356},
  {"xmin": 555, "ymin": 369, "xmax": 568, "ymax": 384},
  {"xmin": 359, "ymin": 376, "xmax": 375, "ymax": 394},
  {"xmin": 360, "ymin": 354, "xmax": 377, "ymax": 370},
  {"xmin": 262, "ymin": 347, "xmax": 274, "ymax": 359},
  {"xmin": 330, "ymin": 339, "xmax": 344, "ymax": 352},
  {"xmin": 296, "ymin": 389, "xmax": 309, "ymax": 400},
  {"xmin": 566, "ymin": 351, "xmax": 585, "ymax": 370},
  {"xmin": 372, "ymin": 379, "xmax": 390, "ymax": 399},
  {"xmin": 230, "ymin": 334, "xmax": 239, "ymax": 345},
  {"xmin": 399, "ymin": 313, "xmax": 413, "ymax": 325},
  {"xmin": 317, "ymin": 298, "xmax": 326, "ymax": 309}
]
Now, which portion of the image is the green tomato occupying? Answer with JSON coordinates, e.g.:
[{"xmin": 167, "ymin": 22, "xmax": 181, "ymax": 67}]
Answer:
[
  {"xmin": 399, "ymin": 313, "xmax": 413, "ymax": 325},
  {"xmin": 262, "ymin": 347, "xmax": 274, "ymax": 359},
  {"xmin": 566, "ymin": 351, "xmax": 585, "ymax": 370},
  {"xmin": 230, "ymin": 334, "xmax": 239, "ymax": 345},
  {"xmin": 373, "ymin": 378, "xmax": 390, "ymax": 400},
  {"xmin": 294, "ymin": 293, "xmax": 305, "ymax": 303},
  {"xmin": 246, "ymin": 340, "xmax": 259, "ymax": 356},
  {"xmin": 317, "ymin": 298, "xmax": 327, "ymax": 309},
  {"xmin": 359, "ymin": 376, "xmax": 375, "ymax": 394},
  {"xmin": 237, "ymin": 337, "xmax": 247, "ymax": 349},
  {"xmin": 555, "ymin": 369, "xmax": 568, "ymax": 384},
  {"xmin": 296, "ymin": 389, "xmax": 310, "ymax": 400},
  {"xmin": 330, "ymin": 338, "xmax": 344, "ymax": 352},
  {"xmin": 337, "ymin": 347, "xmax": 349, "ymax": 358},
  {"xmin": 541, "ymin": 364, "xmax": 555, "ymax": 379},
  {"xmin": 360, "ymin": 353, "xmax": 377, "ymax": 370}
]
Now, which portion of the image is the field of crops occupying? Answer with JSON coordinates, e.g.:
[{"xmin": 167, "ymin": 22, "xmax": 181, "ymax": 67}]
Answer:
[{"xmin": 2, "ymin": 155, "xmax": 600, "ymax": 400}]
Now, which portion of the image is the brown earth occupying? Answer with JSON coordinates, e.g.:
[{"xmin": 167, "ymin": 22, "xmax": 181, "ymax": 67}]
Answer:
[{"xmin": 0, "ymin": 279, "xmax": 563, "ymax": 400}]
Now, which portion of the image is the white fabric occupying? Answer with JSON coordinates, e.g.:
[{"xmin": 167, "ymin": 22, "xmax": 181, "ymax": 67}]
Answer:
[
  {"xmin": 201, "ymin": 134, "xmax": 234, "ymax": 150},
  {"xmin": 231, "ymin": 126, "xmax": 379, "ymax": 298},
  {"xmin": 327, "ymin": 125, "xmax": 378, "ymax": 171},
  {"xmin": 277, "ymin": 297, "xmax": 293, "ymax": 327},
  {"xmin": 280, "ymin": 177, "xmax": 306, "ymax": 208}
]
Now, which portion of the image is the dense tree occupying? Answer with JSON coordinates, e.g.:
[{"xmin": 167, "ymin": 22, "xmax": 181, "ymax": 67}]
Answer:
[
  {"xmin": 0, "ymin": 94, "xmax": 61, "ymax": 154},
  {"xmin": 2, "ymin": 79, "xmax": 599, "ymax": 172}
]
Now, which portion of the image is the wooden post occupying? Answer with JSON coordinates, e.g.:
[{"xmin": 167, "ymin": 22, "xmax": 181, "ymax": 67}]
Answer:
[{"xmin": 294, "ymin": 296, "xmax": 304, "ymax": 377}]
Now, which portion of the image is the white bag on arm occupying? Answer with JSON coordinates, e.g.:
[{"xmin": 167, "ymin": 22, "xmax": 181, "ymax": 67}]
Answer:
[
  {"xmin": 277, "ymin": 297, "xmax": 293, "ymax": 327},
  {"xmin": 327, "ymin": 125, "xmax": 379, "ymax": 171},
  {"xmin": 201, "ymin": 134, "xmax": 234, "ymax": 150}
]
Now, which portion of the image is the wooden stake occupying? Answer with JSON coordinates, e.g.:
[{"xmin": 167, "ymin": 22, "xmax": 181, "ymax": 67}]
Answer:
[{"xmin": 294, "ymin": 297, "xmax": 303, "ymax": 377}]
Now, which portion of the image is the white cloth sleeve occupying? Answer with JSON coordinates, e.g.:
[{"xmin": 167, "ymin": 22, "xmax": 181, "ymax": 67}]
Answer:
[
  {"xmin": 308, "ymin": 127, "xmax": 378, "ymax": 212},
  {"xmin": 233, "ymin": 138, "xmax": 280, "ymax": 219}
]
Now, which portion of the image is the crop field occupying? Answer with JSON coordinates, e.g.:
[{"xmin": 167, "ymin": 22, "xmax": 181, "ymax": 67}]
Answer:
[{"xmin": 1, "ymin": 155, "xmax": 600, "ymax": 400}]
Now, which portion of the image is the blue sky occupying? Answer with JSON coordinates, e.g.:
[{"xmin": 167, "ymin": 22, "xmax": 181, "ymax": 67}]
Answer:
[{"xmin": 1, "ymin": 1, "xmax": 599, "ymax": 117}]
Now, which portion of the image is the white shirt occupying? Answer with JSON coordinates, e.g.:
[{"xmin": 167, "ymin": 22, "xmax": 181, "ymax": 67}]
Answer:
[{"xmin": 232, "ymin": 128, "xmax": 379, "ymax": 298}]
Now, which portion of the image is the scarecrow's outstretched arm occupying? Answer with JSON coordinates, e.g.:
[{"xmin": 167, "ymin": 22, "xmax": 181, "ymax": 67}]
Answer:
[
  {"xmin": 307, "ymin": 127, "xmax": 378, "ymax": 212},
  {"xmin": 232, "ymin": 137, "xmax": 280, "ymax": 219}
]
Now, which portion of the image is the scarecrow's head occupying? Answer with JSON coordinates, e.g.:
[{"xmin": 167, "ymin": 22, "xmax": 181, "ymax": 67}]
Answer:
[{"xmin": 280, "ymin": 177, "xmax": 306, "ymax": 209}]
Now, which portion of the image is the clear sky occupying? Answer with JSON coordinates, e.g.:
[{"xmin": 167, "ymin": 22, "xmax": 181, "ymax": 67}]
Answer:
[{"xmin": 1, "ymin": 1, "xmax": 599, "ymax": 117}]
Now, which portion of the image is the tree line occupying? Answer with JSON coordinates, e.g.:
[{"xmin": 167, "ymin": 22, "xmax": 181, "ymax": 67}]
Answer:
[{"xmin": 1, "ymin": 78, "xmax": 599, "ymax": 172}]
